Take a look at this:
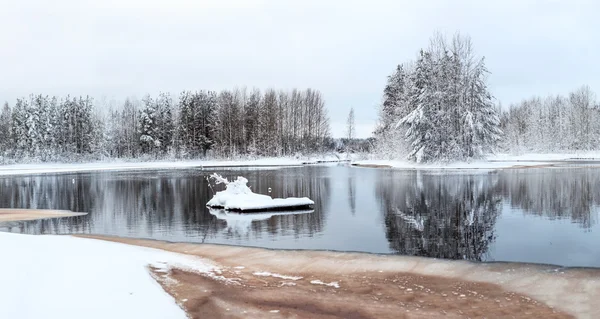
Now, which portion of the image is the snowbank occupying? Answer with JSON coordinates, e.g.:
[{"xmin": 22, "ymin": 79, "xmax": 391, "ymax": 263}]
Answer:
[
  {"xmin": 489, "ymin": 152, "xmax": 600, "ymax": 161},
  {"xmin": 0, "ymin": 232, "xmax": 221, "ymax": 319},
  {"xmin": 0, "ymin": 155, "xmax": 348, "ymax": 176},
  {"xmin": 353, "ymin": 152, "xmax": 600, "ymax": 171},
  {"xmin": 206, "ymin": 174, "xmax": 314, "ymax": 211},
  {"xmin": 351, "ymin": 159, "xmax": 549, "ymax": 170}
]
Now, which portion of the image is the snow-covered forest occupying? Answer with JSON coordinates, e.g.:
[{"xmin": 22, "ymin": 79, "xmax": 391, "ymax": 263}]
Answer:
[
  {"xmin": 0, "ymin": 88, "xmax": 331, "ymax": 162},
  {"xmin": 374, "ymin": 33, "xmax": 600, "ymax": 162},
  {"xmin": 500, "ymin": 85, "xmax": 600, "ymax": 153}
]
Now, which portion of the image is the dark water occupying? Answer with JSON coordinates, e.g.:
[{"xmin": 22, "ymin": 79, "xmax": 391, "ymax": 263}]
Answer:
[{"xmin": 1, "ymin": 165, "xmax": 599, "ymax": 268}]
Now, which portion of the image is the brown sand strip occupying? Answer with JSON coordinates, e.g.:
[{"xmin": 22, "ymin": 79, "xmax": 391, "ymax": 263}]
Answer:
[
  {"xmin": 78, "ymin": 235, "xmax": 598, "ymax": 319},
  {"xmin": 0, "ymin": 209, "xmax": 87, "ymax": 222}
]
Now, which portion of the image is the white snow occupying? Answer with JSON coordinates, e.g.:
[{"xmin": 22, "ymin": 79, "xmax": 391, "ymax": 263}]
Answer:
[
  {"xmin": 310, "ymin": 280, "xmax": 340, "ymax": 288},
  {"xmin": 352, "ymin": 159, "xmax": 550, "ymax": 170},
  {"xmin": 252, "ymin": 272, "xmax": 303, "ymax": 281},
  {"xmin": 488, "ymin": 152, "xmax": 600, "ymax": 161},
  {"xmin": 206, "ymin": 174, "xmax": 314, "ymax": 211},
  {"xmin": 0, "ymin": 155, "xmax": 348, "ymax": 176},
  {"xmin": 354, "ymin": 152, "xmax": 600, "ymax": 171},
  {"xmin": 0, "ymin": 232, "xmax": 222, "ymax": 319}
]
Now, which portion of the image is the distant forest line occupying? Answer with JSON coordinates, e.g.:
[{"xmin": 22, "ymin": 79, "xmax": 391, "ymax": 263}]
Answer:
[{"xmin": 0, "ymin": 88, "xmax": 371, "ymax": 162}]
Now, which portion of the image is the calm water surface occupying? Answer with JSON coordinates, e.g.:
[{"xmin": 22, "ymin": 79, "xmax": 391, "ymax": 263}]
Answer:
[{"xmin": 1, "ymin": 165, "xmax": 599, "ymax": 268}]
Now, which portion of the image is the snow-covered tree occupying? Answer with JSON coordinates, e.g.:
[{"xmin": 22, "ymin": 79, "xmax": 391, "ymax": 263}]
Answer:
[
  {"xmin": 0, "ymin": 102, "xmax": 12, "ymax": 157},
  {"xmin": 380, "ymin": 33, "xmax": 502, "ymax": 163},
  {"xmin": 155, "ymin": 92, "xmax": 174, "ymax": 155},
  {"xmin": 139, "ymin": 95, "xmax": 159, "ymax": 154}
]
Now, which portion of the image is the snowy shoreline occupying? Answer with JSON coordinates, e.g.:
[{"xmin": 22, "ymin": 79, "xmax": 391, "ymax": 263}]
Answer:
[
  {"xmin": 0, "ymin": 155, "xmax": 349, "ymax": 176},
  {"xmin": 352, "ymin": 152, "xmax": 600, "ymax": 171}
]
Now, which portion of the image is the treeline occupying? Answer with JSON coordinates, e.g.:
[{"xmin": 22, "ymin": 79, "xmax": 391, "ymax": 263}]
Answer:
[
  {"xmin": 374, "ymin": 33, "xmax": 502, "ymax": 163},
  {"xmin": 0, "ymin": 88, "xmax": 332, "ymax": 162},
  {"xmin": 500, "ymin": 86, "xmax": 600, "ymax": 152}
]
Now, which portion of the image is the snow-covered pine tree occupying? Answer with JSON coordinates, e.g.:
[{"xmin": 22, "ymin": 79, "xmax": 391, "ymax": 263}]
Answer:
[
  {"xmin": 376, "ymin": 65, "xmax": 406, "ymax": 135},
  {"xmin": 74, "ymin": 96, "xmax": 95, "ymax": 155},
  {"xmin": 24, "ymin": 95, "xmax": 43, "ymax": 158},
  {"xmin": 244, "ymin": 89, "xmax": 261, "ymax": 155},
  {"xmin": 462, "ymin": 58, "xmax": 502, "ymax": 158},
  {"xmin": 139, "ymin": 95, "xmax": 159, "ymax": 155},
  {"xmin": 398, "ymin": 50, "xmax": 438, "ymax": 163},
  {"xmin": 0, "ymin": 102, "xmax": 12, "ymax": 157},
  {"xmin": 11, "ymin": 98, "xmax": 28, "ymax": 157},
  {"xmin": 155, "ymin": 92, "xmax": 174, "ymax": 156},
  {"xmin": 197, "ymin": 91, "xmax": 217, "ymax": 156}
]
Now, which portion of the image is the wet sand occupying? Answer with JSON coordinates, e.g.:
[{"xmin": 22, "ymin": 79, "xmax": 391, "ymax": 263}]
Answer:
[
  {"xmin": 0, "ymin": 209, "xmax": 87, "ymax": 222},
  {"xmin": 80, "ymin": 235, "xmax": 600, "ymax": 319}
]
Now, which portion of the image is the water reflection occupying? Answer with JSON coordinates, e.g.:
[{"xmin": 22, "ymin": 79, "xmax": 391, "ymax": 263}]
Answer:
[
  {"xmin": 497, "ymin": 169, "xmax": 600, "ymax": 230},
  {"xmin": 1, "ymin": 166, "xmax": 599, "ymax": 267},
  {"xmin": 209, "ymin": 208, "xmax": 314, "ymax": 237},
  {"xmin": 376, "ymin": 172, "xmax": 501, "ymax": 261},
  {"xmin": 0, "ymin": 168, "xmax": 330, "ymax": 241}
]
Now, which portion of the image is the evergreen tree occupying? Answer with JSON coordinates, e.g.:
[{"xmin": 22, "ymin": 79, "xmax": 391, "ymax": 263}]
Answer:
[
  {"xmin": 139, "ymin": 95, "xmax": 159, "ymax": 154},
  {"xmin": 0, "ymin": 102, "xmax": 12, "ymax": 157}
]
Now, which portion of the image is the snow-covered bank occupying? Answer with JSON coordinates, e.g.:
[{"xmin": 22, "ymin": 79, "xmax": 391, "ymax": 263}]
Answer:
[
  {"xmin": 489, "ymin": 152, "xmax": 600, "ymax": 161},
  {"xmin": 353, "ymin": 152, "xmax": 600, "ymax": 171},
  {"xmin": 84, "ymin": 235, "xmax": 600, "ymax": 318},
  {"xmin": 0, "ymin": 232, "xmax": 221, "ymax": 319},
  {"xmin": 0, "ymin": 155, "xmax": 348, "ymax": 176},
  {"xmin": 351, "ymin": 159, "xmax": 550, "ymax": 170}
]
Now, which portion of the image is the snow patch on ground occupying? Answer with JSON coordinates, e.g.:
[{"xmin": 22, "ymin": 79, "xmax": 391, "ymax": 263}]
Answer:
[
  {"xmin": 0, "ymin": 232, "xmax": 225, "ymax": 319},
  {"xmin": 310, "ymin": 280, "xmax": 340, "ymax": 288},
  {"xmin": 253, "ymin": 271, "xmax": 303, "ymax": 281},
  {"xmin": 206, "ymin": 174, "xmax": 314, "ymax": 211}
]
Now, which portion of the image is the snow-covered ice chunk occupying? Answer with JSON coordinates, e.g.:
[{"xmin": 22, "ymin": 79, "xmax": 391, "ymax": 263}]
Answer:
[{"xmin": 206, "ymin": 174, "xmax": 314, "ymax": 211}]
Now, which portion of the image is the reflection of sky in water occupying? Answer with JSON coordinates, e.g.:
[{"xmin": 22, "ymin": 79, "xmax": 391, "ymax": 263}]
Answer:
[{"xmin": 0, "ymin": 166, "xmax": 599, "ymax": 268}]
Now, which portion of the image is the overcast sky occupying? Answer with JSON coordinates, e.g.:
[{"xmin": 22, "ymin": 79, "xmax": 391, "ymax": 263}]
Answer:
[{"xmin": 1, "ymin": 0, "xmax": 598, "ymax": 138}]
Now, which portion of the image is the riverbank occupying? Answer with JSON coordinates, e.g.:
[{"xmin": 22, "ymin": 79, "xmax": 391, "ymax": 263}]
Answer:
[
  {"xmin": 2, "ymin": 212, "xmax": 599, "ymax": 318},
  {"xmin": 352, "ymin": 152, "xmax": 600, "ymax": 170},
  {"xmin": 82, "ymin": 235, "xmax": 598, "ymax": 319},
  {"xmin": 0, "ymin": 155, "xmax": 350, "ymax": 176}
]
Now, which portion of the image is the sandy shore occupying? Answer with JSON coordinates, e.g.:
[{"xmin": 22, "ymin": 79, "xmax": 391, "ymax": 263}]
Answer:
[
  {"xmin": 79, "ymin": 235, "xmax": 600, "ymax": 319},
  {"xmin": 0, "ymin": 209, "xmax": 87, "ymax": 222}
]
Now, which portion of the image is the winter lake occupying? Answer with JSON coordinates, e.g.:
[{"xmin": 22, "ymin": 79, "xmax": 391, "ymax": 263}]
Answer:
[{"xmin": 1, "ymin": 164, "xmax": 599, "ymax": 268}]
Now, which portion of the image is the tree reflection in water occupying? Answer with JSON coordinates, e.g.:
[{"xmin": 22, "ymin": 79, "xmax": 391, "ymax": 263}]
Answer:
[
  {"xmin": 376, "ymin": 171, "xmax": 502, "ymax": 261},
  {"xmin": 0, "ymin": 168, "xmax": 330, "ymax": 241}
]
